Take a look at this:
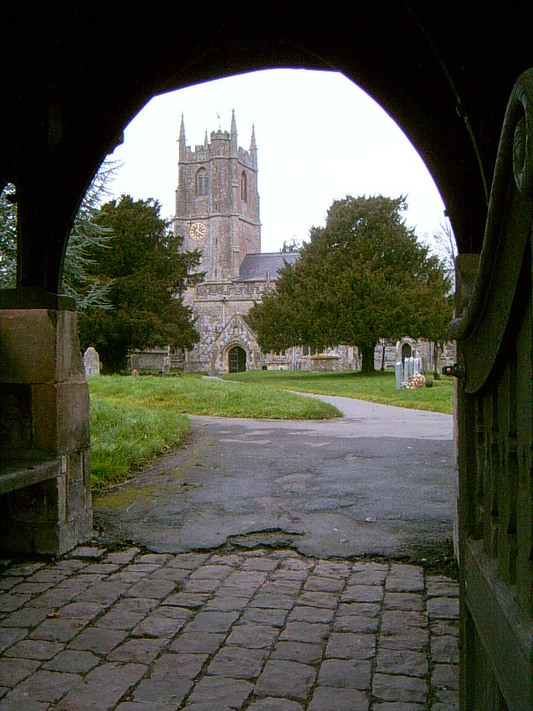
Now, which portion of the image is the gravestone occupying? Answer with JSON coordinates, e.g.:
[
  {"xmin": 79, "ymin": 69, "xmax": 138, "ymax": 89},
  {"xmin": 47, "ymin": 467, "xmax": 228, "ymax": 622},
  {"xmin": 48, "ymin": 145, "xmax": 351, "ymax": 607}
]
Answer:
[
  {"xmin": 403, "ymin": 357, "xmax": 415, "ymax": 380},
  {"xmin": 83, "ymin": 347, "xmax": 100, "ymax": 377},
  {"xmin": 395, "ymin": 361, "xmax": 403, "ymax": 389},
  {"xmin": 162, "ymin": 356, "xmax": 171, "ymax": 375}
]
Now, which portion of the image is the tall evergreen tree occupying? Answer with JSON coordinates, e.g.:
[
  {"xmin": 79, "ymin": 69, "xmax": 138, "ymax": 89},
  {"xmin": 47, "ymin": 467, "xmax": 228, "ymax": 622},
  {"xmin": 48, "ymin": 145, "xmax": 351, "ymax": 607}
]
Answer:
[
  {"xmin": 249, "ymin": 195, "xmax": 452, "ymax": 373},
  {"xmin": 62, "ymin": 160, "xmax": 118, "ymax": 310},
  {"xmin": 79, "ymin": 195, "xmax": 202, "ymax": 373}
]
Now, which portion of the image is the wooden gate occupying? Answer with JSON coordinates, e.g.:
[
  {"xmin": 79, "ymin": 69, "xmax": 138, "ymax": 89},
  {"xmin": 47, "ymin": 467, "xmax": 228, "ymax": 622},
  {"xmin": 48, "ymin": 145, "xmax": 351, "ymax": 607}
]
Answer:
[{"xmin": 451, "ymin": 69, "xmax": 533, "ymax": 710}]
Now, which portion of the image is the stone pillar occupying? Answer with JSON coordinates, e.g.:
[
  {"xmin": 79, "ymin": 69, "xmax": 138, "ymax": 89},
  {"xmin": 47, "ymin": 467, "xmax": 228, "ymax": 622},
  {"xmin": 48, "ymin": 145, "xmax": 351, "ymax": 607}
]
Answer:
[{"xmin": 0, "ymin": 290, "xmax": 93, "ymax": 555}]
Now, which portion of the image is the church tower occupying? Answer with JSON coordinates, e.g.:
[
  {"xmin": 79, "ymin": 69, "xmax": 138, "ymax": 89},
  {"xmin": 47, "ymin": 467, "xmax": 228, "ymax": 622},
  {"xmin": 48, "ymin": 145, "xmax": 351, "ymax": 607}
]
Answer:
[
  {"xmin": 174, "ymin": 111, "xmax": 261, "ymax": 281},
  {"xmin": 173, "ymin": 112, "xmax": 265, "ymax": 373}
]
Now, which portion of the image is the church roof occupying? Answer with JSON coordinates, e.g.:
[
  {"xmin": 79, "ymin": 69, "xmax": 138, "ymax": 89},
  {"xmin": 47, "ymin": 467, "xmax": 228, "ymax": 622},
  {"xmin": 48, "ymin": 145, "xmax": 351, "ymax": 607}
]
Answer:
[{"xmin": 235, "ymin": 252, "xmax": 299, "ymax": 282}]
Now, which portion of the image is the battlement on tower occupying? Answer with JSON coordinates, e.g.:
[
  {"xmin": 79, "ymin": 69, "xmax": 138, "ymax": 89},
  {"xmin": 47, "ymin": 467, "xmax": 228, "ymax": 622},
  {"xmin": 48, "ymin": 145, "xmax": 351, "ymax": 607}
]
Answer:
[
  {"xmin": 182, "ymin": 132, "xmax": 256, "ymax": 168},
  {"xmin": 179, "ymin": 111, "xmax": 257, "ymax": 170},
  {"xmin": 211, "ymin": 130, "xmax": 230, "ymax": 140}
]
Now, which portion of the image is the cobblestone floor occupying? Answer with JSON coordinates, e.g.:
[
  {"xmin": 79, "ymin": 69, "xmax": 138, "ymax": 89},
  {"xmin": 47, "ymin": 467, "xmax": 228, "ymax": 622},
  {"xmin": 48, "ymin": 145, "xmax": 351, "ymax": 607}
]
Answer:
[{"xmin": 0, "ymin": 545, "xmax": 459, "ymax": 710}]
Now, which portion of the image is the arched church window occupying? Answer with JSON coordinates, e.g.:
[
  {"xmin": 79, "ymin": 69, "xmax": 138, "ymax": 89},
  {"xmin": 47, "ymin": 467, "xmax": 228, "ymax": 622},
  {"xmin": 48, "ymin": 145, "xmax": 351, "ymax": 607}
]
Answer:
[
  {"xmin": 196, "ymin": 169, "xmax": 209, "ymax": 197},
  {"xmin": 241, "ymin": 171, "xmax": 247, "ymax": 202}
]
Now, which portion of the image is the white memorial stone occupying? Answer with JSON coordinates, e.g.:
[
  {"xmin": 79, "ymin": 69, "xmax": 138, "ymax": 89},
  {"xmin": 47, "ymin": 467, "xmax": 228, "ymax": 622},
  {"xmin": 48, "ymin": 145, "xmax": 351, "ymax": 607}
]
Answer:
[{"xmin": 83, "ymin": 347, "xmax": 100, "ymax": 377}]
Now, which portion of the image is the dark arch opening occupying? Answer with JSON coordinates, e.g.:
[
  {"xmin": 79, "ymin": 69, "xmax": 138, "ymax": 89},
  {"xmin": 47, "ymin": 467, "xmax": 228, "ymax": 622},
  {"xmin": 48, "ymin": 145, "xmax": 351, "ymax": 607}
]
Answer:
[
  {"xmin": 402, "ymin": 343, "xmax": 412, "ymax": 362},
  {"xmin": 228, "ymin": 345, "xmax": 247, "ymax": 373}
]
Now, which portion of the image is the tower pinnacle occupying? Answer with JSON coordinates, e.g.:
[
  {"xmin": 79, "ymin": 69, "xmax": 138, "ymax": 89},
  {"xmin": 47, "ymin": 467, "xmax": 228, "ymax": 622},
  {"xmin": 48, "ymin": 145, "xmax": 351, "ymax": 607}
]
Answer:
[
  {"xmin": 250, "ymin": 124, "xmax": 257, "ymax": 168},
  {"xmin": 230, "ymin": 109, "xmax": 238, "ymax": 153},
  {"xmin": 178, "ymin": 113, "xmax": 186, "ymax": 158}
]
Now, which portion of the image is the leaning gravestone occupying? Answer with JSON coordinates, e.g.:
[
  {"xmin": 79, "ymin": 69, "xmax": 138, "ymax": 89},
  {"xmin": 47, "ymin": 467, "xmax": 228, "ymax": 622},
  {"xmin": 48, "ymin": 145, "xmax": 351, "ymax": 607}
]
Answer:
[{"xmin": 83, "ymin": 346, "xmax": 100, "ymax": 377}]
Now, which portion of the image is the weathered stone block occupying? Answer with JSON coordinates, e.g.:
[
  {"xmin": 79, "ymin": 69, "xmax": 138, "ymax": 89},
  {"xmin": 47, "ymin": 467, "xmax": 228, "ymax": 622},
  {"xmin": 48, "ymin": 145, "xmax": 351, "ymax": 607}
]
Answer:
[
  {"xmin": 0, "ymin": 308, "xmax": 84, "ymax": 385},
  {"xmin": 0, "ymin": 309, "xmax": 57, "ymax": 383},
  {"xmin": 0, "ymin": 384, "xmax": 32, "ymax": 453},
  {"xmin": 0, "ymin": 479, "xmax": 61, "ymax": 554},
  {"xmin": 0, "ymin": 304, "xmax": 92, "ymax": 555},
  {"xmin": 31, "ymin": 380, "xmax": 90, "ymax": 453}
]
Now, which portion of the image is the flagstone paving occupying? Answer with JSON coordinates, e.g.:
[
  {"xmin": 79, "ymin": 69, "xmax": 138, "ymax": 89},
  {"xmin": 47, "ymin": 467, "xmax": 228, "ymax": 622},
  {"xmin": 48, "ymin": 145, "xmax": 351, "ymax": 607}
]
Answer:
[{"xmin": 0, "ymin": 544, "xmax": 458, "ymax": 710}]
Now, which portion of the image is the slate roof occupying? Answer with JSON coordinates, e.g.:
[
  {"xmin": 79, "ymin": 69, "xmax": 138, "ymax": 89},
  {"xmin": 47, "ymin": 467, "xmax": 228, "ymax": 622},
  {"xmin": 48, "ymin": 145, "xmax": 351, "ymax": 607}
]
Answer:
[{"xmin": 235, "ymin": 252, "xmax": 299, "ymax": 282}]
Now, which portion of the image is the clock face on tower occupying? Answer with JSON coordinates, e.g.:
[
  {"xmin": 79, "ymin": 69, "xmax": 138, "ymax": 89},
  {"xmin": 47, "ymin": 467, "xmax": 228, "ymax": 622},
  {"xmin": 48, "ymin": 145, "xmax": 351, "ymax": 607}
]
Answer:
[{"xmin": 189, "ymin": 222, "xmax": 207, "ymax": 240}]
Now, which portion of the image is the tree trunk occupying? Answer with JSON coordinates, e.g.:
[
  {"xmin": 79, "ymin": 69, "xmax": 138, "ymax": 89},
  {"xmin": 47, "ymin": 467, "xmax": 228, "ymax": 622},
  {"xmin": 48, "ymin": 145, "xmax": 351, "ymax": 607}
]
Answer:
[
  {"xmin": 360, "ymin": 343, "xmax": 376, "ymax": 374},
  {"xmin": 433, "ymin": 341, "xmax": 441, "ymax": 379}
]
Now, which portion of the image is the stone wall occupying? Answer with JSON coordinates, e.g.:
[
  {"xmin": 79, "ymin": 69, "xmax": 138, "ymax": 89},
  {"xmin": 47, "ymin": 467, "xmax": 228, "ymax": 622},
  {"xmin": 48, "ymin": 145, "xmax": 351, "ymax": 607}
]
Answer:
[{"xmin": 0, "ymin": 295, "xmax": 93, "ymax": 555}]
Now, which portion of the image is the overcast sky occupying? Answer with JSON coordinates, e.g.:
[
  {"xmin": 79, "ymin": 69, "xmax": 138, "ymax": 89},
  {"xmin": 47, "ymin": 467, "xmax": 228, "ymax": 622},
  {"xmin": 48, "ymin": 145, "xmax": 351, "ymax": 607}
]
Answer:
[{"xmin": 109, "ymin": 68, "xmax": 447, "ymax": 254}]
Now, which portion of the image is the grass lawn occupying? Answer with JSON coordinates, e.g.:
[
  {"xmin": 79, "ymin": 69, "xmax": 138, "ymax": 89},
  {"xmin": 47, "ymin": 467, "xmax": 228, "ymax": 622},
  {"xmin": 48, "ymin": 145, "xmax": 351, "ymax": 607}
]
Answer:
[
  {"xmin": 223, "ymin": 369, "xmax": 454, "ymax": 415},
  {"xmin": 89, "ymin": 369, "xmax": 453, "ymax": 491},
  {"xmin": 88, "ymin": 373, "xmax": 340, "ymax": 490}
]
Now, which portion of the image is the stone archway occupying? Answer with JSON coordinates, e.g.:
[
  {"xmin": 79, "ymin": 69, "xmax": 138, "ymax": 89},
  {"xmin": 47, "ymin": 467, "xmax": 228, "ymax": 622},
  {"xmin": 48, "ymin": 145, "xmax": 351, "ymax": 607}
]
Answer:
[
  {"xmin": 2, "ymin": 12, "xmax": 532, "ymax": 708},
  {"xmin": 401, "ymin": 342, "xmax": 412, "ymax": 362},
  {"xmin": 228, "ymin": 345, "xmax": 247, "ymax": 373}
]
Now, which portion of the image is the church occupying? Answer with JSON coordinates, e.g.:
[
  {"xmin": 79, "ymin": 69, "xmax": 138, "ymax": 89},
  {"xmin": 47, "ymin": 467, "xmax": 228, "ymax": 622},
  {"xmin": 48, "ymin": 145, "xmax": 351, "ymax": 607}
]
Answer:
[{"xmin": 171, "ymin": 112, "xmax": 447, "ymax": 375}]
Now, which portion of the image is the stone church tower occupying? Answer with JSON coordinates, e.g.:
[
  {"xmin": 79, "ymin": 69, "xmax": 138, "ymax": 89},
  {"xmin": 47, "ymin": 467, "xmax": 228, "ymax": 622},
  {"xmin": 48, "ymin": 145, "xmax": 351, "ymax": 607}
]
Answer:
[
  {"xmin": 174, "ymin": 112, "xmax": 271, "ymax": 373},
  {"xmin": 174, "ymin": 111, "xmax": 261, "ymax": 281}
]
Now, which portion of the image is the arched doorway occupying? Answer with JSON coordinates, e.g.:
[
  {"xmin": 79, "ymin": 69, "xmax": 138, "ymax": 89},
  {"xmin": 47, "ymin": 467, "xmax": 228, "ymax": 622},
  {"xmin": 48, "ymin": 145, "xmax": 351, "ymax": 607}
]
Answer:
[
  {"xmin": 401, "ymin": 343, "xmax": 412, "ymax": 362},
  {"xmin": 228, "ymin": 345, "xmax": 247, "ymax": 373},
  {"xmin": 2, "ymin": 12, "xmax": 531, "ymax": 709}
]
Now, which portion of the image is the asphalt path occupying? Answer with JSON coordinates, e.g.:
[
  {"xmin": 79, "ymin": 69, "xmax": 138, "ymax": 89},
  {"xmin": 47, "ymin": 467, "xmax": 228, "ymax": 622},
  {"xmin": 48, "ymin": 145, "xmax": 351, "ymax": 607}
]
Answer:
[{"xmin": 94, "ymin": 395, "xmax": 455, "ymax": 559}]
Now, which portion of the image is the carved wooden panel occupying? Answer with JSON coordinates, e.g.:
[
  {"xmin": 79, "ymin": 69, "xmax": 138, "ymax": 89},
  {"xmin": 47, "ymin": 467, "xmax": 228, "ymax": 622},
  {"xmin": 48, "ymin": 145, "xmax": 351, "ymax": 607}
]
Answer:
[{"xmin": 452, "ymin": 69, "xmax": 533, "ymax": 710}]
